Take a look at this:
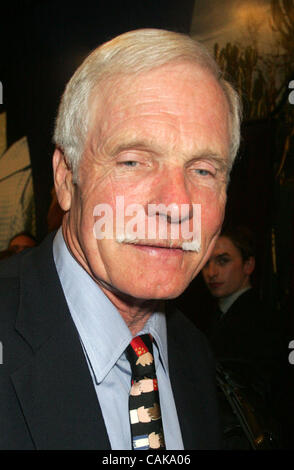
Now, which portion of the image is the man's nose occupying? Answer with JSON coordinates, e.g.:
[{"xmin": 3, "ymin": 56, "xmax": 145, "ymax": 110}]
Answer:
[
  {"xmin": 147, "ymin": 167, "xmax": 193, "ymax": 223},
  {"xmin": 206, "ymin": 262, "xmax": 218, "ymax": 279}
]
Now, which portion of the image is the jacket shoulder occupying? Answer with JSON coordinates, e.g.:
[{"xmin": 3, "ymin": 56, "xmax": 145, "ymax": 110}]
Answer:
[
  {"xmin": 0, "ymin": 254, "xmax": 24, "ymax": 324},
  {"xmin": 0, "ymin": 250, "xmax": 25, "ymax": 278}
]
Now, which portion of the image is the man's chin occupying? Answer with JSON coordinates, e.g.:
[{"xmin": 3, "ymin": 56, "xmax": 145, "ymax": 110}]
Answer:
[{"xmin": 121, "ymin": 280, "xmax": 192, "ymax": 302}]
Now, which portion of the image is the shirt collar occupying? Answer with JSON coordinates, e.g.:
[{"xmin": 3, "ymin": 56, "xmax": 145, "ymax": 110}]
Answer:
[
  {"xmin": 219, "ymin": 285, "xmax": 252, "ymax": 314},
  {"xmin": 53, "ymin": 228, "xmax": 169, "ymax": 382},
  {"xmin": 136, "ymin": 304, "xmax": 169, "ymax": 373}
]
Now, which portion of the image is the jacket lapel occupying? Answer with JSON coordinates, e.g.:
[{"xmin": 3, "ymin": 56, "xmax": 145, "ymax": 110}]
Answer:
[
  {"xmin": 12, "ymin": 234, "xmax": 110, "ymax": 449},
  {"xmin": 167, "ymin": 331, "xmax": 201, "ymax": 449}
]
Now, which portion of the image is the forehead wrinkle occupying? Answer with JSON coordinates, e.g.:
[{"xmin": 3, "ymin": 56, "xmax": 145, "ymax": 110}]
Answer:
[
  {"xmin": 96, "ymin": 79, "xmax": 187, "ymax": 134},
  {"xmin": 99, "ymin": 115, "xmax": 230, "ymax": 169},
  {"xmin": 99, "ymin": 123, "xmax": 181, "ymax": 158},
  {"xmin": 101, "ymin": 108, "xmax": 185, "ymax": 140},
  {"xmin": 105, "ymin": 138, "xmax": 162, "ymax": 158},
  {"xmin": 97, "ymin": 76, "xmax": 228, "ymax": 140},
  {"xmin": 87, "ymin": 64, "xmax": 230, "ymax": 168}
]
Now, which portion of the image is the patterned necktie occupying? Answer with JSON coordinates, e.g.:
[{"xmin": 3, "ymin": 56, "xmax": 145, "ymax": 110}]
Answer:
[{"xmin": 125, "ymin": 334, "xmax": 166, "ymax": 450}]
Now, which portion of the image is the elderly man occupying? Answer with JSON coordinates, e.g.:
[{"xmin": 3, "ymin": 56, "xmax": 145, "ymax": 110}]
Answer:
[{"xmin": 0, "ymin": 29, "xmax": 241, "ymax": 450}]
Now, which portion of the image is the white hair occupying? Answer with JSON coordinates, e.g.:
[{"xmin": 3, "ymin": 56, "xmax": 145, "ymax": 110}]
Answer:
[{"xmin": 53, "ymin": 28, "xmax": 242, "ymax": 179}]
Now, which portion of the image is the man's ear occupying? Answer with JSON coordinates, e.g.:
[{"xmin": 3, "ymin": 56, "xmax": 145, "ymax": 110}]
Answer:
[
  {"xmin": 244, "ymin": 256, "xmax": 255, "ymax": 276},
  {"xmin": 52, "ymin": 148, "xmax": 74, "ymax": 212}
]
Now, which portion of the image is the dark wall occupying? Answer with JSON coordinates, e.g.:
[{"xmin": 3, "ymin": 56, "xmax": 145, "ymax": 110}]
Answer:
[{"xmin": 0, "ymin": 0, "xmax": 195, "ymax": 240}]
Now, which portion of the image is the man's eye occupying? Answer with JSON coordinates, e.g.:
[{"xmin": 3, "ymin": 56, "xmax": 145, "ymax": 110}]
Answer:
[
  {"xmin": 190, "ymin": 163, "xmax": 217, "ymax": 177},
  {"xmin": 120, "ymin": 161, "xmax": 139, "ymax": 167},
  {"xmin": 195, "ymin": 169, "xmax": 212, "ymax": 176},
  {"xmin": 218, "ymin": 258, "xmax": 229, "ymax": 266}
]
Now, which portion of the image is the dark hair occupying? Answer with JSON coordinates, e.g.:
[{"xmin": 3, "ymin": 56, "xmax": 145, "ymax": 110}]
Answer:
[{"xmin": 220, "ymin": 225, "xmax": 256, "ymax": 262}]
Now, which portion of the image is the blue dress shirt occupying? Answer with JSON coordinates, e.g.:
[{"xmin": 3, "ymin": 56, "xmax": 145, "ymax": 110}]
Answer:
[{"xmin": 53, "ymin": 228, "xmax": 184, "ymax": 450}]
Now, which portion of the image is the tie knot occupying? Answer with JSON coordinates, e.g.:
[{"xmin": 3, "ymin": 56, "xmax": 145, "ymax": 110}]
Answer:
[{"xmin": 126, "ymin": 334, "xmax": 156, "ymax": 379}]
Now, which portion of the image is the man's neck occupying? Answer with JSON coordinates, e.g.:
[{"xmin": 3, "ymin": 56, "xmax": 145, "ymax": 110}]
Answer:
[{"xmin": 99, "ymin": 284, "xmax": 163, "ymax": 335}]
